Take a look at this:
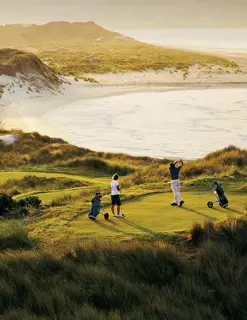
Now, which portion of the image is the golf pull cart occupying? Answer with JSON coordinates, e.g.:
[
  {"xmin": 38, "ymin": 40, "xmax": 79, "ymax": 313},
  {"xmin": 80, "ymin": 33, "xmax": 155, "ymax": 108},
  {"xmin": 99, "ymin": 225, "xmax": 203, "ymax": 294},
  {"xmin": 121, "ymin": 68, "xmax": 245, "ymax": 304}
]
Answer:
[
  {"xmin": 206, "ymin": 179, "xmax": 229, "ymax": 209},
  {"xmin": 88, "ymin": 192, "xmax": 109, "ymax": 220}
]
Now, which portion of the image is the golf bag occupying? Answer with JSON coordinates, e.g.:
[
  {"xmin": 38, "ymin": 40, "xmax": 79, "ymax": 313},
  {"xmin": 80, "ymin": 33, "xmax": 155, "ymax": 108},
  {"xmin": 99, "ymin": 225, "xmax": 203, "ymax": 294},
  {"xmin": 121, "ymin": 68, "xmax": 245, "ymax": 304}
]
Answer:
[
  {"xmin": 218, "ymin": 194, "xmax": 229, "ymax": 208},
  {"xmin": 215, "ymin": 183, "xmax": 228, "ymax": 208},
  {"xmin": 88, "ymin": 192, "xmax": 109, "ymax": 220},
  {"xmin": 206, "ymin": 179, "xmax": 229, "ymax": 208}
]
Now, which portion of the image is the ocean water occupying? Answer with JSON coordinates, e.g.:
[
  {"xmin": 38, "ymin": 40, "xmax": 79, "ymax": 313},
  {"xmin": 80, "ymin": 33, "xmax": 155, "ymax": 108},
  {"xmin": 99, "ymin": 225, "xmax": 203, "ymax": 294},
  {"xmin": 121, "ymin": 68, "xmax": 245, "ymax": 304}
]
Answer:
[
  {"xmin": 39, "ymin": 88, "xmax": 247, "ymax": 159},
  {"xmin": 118, "ymin": 28, "xmax": 247, "ymax": 53}
]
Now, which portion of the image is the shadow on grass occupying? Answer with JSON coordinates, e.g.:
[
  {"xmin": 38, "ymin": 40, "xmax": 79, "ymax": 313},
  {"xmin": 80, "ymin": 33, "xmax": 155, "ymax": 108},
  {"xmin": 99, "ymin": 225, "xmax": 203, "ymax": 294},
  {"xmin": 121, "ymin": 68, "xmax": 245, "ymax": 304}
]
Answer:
[
  {"xmin": 119, "ymin": 219, "xmax": 155, "ymax": 234},
  {"xmin": 181, "ymin": 207, "xmax": 219, "ymax": 221},
  {"xmin": 225, "ymin": 207, "xmax": 244, "ymax": 215},
  {"xmin": 94, "ymin": 220, "xmax": 134, "ymax": 236}
]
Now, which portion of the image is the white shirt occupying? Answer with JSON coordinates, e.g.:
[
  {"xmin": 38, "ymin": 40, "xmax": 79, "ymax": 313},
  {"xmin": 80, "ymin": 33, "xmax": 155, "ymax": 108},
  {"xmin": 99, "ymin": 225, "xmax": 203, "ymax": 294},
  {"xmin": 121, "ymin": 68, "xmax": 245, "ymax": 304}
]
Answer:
[{"xmin": 111, "ymin": 180, "xmax": 120, "ymax": 195}]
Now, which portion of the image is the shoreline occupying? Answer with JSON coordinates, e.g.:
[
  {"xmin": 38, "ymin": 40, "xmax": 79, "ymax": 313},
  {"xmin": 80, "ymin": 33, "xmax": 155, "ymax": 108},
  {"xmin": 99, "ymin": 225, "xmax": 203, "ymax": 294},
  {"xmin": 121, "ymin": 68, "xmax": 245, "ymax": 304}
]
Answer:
[
  {"xmin": 1, "ymin": 81, "xmax": 247, "ymax": 161},
  {"xmin": 1, "ymin": 47, "xmax": 247, "ymax": 160}
]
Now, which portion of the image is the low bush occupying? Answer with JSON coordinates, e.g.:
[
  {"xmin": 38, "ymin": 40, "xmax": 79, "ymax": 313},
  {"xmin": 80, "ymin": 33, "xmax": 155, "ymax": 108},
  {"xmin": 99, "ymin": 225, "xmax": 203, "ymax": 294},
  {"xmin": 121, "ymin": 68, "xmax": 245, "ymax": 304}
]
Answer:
[
  {"xmin": 0, "ymin": 194, "xmax": 16, "ymax": 215},
  {"xmin": 0, "ymin": 194, "xmax": 42, "ymax": 218},
  {"xmin": 17, "ymin": 196, "xmax": 42, "ymax": 209}
]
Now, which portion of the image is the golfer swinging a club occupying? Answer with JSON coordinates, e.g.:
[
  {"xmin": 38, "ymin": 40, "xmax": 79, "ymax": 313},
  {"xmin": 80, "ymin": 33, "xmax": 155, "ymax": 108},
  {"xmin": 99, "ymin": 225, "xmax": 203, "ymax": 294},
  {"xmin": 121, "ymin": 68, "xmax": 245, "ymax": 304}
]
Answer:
[{"xmin": 169, "ymin": 160, "xmax": 185, "ymax": 207}]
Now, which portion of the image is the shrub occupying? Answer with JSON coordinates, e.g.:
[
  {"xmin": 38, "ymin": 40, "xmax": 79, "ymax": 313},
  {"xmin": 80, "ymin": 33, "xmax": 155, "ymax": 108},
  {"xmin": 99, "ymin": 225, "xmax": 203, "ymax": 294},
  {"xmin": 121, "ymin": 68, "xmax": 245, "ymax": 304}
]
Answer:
[
  {"xmin": 0, "ymin": 194, "xmax": 42, "ymax": 218},
  {"xmin": 17, "ymin": 196, "xmax": 42, "ymax": 209},
  {"xmin": 0, "ymin": 194, "xmax": 16, "ymax": 215}
]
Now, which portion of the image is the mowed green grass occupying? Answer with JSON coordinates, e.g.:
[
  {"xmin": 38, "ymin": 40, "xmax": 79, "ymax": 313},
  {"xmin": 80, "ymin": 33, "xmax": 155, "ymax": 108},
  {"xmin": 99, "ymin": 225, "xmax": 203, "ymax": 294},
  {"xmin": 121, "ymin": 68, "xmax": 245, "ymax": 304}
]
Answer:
[
  {"xmin": 2, "ymin": 171, "xmax": 246, "ymax": 242},
  {"xmin": 43, "ymin": 190, "xmax": 246, "ymax": 243},
  {"xmin": 0, "ymin": 171, "xmax": 109, "ymax": 185}
]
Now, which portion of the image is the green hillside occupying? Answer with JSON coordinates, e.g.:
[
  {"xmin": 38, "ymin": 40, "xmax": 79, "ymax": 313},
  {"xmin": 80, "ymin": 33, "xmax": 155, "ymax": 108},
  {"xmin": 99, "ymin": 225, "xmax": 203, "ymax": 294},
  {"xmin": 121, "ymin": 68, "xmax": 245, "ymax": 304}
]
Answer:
[
  {"xmin": 0, "ymin": 129, "xmax": 246, "ymax": 244},
  {"xmin": 1, "ymin": 130, "xmax": 247, "ymax": 318}
]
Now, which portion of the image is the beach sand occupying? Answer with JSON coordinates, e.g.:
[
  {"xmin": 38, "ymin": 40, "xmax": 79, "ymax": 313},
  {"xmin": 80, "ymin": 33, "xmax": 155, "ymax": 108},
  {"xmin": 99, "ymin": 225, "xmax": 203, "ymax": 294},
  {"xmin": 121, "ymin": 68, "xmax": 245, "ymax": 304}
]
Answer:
[{"xmin": 1, "ymin": 49, "xmax": 247, "ymax": 144}]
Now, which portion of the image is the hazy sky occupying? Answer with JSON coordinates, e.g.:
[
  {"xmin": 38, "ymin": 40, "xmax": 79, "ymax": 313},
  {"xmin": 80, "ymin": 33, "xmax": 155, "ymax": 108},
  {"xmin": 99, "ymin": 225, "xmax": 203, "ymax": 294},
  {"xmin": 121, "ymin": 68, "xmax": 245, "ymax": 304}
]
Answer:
[{"xmin": 1, "ymin": 0, "xmax": 247, "ymax": 28}]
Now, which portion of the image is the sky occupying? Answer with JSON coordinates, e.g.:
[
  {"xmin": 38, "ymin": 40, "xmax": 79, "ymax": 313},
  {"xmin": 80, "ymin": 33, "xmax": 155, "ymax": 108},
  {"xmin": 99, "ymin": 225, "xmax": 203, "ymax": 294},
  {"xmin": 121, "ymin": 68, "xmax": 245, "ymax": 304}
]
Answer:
[{"xmin": 1, "ymin": 0, "xmax": 247, "ymax": 28}]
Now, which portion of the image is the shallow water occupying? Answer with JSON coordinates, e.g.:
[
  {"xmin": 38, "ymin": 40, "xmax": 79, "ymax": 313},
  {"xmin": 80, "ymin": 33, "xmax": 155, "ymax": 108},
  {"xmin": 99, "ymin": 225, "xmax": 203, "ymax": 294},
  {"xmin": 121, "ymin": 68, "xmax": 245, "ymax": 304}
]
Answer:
[{"xmin": 33, "ymin": 88, "xmax": 247, "ymax": 159}]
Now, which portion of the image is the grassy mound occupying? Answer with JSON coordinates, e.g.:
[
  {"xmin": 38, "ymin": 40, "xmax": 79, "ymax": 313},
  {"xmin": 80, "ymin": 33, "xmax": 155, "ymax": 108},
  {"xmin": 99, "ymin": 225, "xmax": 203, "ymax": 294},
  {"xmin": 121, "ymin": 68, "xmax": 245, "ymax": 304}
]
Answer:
[
  {"xmin": 126, "ymin": 145, "xmax": 247, "ymax": 185},
  {"xmin": 0, "ymin": 175, "xmax": 88, "ymax": 195},
  {"xmin": 0, "ymin": 130, "xmax": 159, "ymax": 175}
]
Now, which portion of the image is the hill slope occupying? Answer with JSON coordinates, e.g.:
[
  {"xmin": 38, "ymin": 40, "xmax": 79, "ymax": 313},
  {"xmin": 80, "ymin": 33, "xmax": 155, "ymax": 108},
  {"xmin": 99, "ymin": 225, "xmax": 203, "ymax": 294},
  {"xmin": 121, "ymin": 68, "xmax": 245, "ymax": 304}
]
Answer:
[
  {"xmin": 0, "ymin": 21, "xmax": 122, "ymax": 47},
  {"xmin": 0, "ymin": 22, "xmax": 239, "ymax": 76}
]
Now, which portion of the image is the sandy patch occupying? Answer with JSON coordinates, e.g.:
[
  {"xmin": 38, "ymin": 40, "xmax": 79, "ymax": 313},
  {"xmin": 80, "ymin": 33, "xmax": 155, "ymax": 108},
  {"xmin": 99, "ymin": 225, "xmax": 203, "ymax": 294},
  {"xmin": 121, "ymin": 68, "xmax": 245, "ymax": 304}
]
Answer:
[{"xmin": 0, "ymin": 134, "xmax": 19, "ymax": 145}]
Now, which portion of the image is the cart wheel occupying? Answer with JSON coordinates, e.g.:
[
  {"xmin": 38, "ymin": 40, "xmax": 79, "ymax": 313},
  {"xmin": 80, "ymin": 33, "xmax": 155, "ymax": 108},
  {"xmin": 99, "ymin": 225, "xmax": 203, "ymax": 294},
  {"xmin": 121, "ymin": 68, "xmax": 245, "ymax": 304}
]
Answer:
[
  {"xmin": 207, "ymin": 201, "xmax": 214, "ymax": 208},
  {"xmin": 104, "ymin": 212, "xmax": 109, "ymax": 220}
]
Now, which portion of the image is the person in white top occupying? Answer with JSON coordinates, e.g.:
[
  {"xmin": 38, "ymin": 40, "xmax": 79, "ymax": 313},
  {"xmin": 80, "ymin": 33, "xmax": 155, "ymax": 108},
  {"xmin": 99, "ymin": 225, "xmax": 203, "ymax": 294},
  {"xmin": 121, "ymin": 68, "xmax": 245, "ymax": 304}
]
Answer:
[{"xmin": 110, "ymin": 173, "xmax": 123, "ymax": 217}]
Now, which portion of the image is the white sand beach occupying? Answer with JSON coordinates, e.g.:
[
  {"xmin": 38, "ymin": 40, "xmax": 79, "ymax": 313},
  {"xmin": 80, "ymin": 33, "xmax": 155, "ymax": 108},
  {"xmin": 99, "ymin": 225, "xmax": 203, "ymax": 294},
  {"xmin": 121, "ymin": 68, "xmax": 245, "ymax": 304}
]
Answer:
[{"xmin": 1, "ymin": 29, "xmax": 247, "ymax": 159}]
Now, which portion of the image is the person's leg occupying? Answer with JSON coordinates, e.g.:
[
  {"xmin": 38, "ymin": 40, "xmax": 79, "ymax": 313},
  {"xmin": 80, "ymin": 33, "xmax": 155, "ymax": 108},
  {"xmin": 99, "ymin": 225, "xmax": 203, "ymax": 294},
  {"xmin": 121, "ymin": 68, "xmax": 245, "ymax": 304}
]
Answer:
[
  {"xmin": 111, "ymin": 196, "xmax": 115, "ymax": 215},
  {"xmin": 116, "ymin": 195, "xmax": 122, "ymax": 216},
  {"xmin": 176, "ymin": 180, "xmax": 184, "ymax": 207},
  {"xmin": 171, "ymin": 181, "xmax": 178, "ymax": 205},
  {"xmin": 175, "ymin": 180, "xmax": 182, "ymax": 203},
  {"xmin": 117, "ymin": 205, "xmax": 121, "ymax": 215}
]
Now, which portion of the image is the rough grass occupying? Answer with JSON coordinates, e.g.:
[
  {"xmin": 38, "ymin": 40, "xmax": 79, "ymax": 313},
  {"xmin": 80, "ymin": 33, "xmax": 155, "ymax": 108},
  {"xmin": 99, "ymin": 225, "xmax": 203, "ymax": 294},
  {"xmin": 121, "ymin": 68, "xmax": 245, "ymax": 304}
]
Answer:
[
  {"xmin": 0, "ymin": 221, "xmax": 34, "ymax": 250},
  {"xmin": 1, "ymin": 217, "xmax": 247, "ymax": 319},
  {"xmin": 126, "ymin": 145, "xmax": 247, "ymax": 185},
  {"xmin": 0, "ymin": 130, "xmax": 152, "ymax": 174},
  {"xmin": 0, "ymin": 175, "xmax": 89, "ymax": 195}
]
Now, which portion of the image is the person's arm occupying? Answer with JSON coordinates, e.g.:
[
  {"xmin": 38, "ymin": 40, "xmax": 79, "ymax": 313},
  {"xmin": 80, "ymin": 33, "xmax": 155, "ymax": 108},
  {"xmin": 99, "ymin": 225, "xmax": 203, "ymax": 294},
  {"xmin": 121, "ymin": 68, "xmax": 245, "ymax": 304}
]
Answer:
[
  {"xmin": 174, "ymin": 161, "xmax": 179, "ymax": 168},
  {"xmin": 117, "ymin": 181, "xmax": 121, "ymax": 191},
  {"xmin": 177, "ymin": 160, "xmax": 184, "ymax": 172}
]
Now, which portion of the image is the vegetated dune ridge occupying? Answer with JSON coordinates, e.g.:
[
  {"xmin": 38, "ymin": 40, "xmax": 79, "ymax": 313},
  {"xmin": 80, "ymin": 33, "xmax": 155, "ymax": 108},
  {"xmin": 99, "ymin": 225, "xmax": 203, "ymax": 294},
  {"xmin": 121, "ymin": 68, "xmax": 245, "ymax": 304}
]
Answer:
[
  {"xmin": 0, "ymin": 129, "xmax": 247, "ymax": 319},
  {"xmin": 0, "ymin": 21, "xmax": 241, "ymax": 77}
]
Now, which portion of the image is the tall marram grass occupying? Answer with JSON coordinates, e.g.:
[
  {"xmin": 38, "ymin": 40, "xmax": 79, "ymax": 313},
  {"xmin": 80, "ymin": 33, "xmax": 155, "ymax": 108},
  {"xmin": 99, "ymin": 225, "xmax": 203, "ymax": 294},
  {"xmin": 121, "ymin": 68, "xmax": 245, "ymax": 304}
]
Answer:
[
  {"xmin": 0, "ymin": 221, "xmax": 34, "ymax": 250},
  {"xmin": 126, "ymin": 145, "xmax": 247, "ymax": 185},
  {"xmin": 1, "ymin": 217, "xmax": 247, "ymax": 319}
]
